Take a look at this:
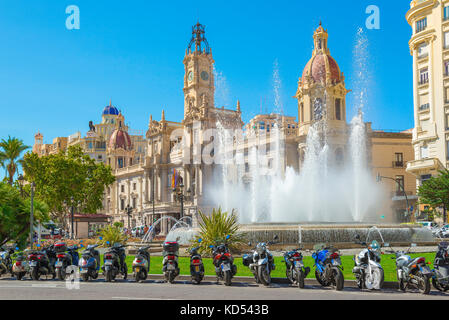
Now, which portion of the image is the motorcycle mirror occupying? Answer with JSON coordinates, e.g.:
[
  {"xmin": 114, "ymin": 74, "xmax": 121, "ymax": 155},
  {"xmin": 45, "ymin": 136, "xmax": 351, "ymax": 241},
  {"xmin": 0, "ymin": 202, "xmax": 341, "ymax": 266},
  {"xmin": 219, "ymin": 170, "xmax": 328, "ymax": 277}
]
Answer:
[
  {"xmin": 99, "ymin": 237, "xmax": 103, "ymax": 240},
  {"xmin": 198, "ymin": 238, "xmax": 202, "ymax": 243},
  {"xmin": 225, "ymin": 235, "xmax": 230, "ymax": 240},
  {"xmin": 209, "ymin": 245, "xmax": 214, "ymax": 249}
]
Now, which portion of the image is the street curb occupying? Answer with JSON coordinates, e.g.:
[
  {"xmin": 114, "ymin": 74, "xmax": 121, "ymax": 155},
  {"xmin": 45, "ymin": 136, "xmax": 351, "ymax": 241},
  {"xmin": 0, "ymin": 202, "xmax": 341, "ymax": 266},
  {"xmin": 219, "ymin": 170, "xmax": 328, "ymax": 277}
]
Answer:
[{"xmin": 146, "ymin": 274, "xmax": 399, "ymax": 289}]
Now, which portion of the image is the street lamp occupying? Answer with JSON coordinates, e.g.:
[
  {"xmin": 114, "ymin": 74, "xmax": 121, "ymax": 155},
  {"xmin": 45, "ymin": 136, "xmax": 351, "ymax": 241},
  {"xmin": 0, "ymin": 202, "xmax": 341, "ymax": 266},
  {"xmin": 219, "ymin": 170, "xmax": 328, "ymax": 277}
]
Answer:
[
  {"xmin": 173, "ymin": 183, "xmax": 191, "ymax": 219},
  {"xmin": 30, "ymin": 181, "xmax": 35, "ymax": 250},
  {"xmin": 125, "ymin": 204, "xmax": 133, "ymax": 231},
  {"xmin": 377, "ymin": 173, "xmax": 411, "ymax": 222}
]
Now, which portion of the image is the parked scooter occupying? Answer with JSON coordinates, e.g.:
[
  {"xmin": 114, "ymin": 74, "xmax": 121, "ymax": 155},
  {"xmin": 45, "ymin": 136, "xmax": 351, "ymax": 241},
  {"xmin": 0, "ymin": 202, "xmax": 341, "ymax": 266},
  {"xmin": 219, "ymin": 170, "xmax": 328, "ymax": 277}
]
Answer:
[
  {"xmin": 386, "ymin": 243, "xmax": 432, "ymax": 294},
  {"xmin": 54, "ymin": 242, "xmax": 79, "ymax": 280},
  {"xmin": 0, "ymin": 246, "xmax": 14, "ymax": 278},
  {"xmin": 210, "ymin": 235, "xmax": 237, "ymax": 286},
  {"xmin": 352, "ymin": 235, "xmax": 384, "ymax": 290},
  {"xmin": 102, "ymin": 242, "xmax": 127, "ymax": 282},
  {"xmin": 312, "ymin": 243, "xmax": 344, "ymax": 291},
  {"xmin": 283, "ymin": 247, "xmax": 310, "ymax": 288},
  {"xmin": 243, "ymin": 236, "xmax": 278, "ymax": 286},
  {"xmin": 162, "ymin": 241, "xmax": 180, "ymax": 284},
  {"xmin": 28, "ymin": 243, "xmax": 57, "ymax": 280},
  {"xmin": 12, "ymin": 249, "xmax": 29, "ymax": 280},
  {"xmin": 431, "ymin": 241, "xmax": 449, "ymax": 292},
  {"xmin": 79, "ymin": 244, "xmax": 101, "ymax": 282},
  {"xmin": 133, "ymin": 246, "xmax": 151, "ymax": 282},
  {"xmin": 189, "ymin": 238, "xmax": 205, "ymax": 284}
]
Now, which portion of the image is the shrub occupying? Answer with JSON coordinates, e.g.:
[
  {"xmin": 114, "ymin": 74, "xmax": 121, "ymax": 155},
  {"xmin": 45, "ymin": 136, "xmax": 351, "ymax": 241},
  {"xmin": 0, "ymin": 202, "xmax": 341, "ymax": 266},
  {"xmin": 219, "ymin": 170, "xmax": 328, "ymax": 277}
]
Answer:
[{"xmin": 97, "ymin": 225, "xmax": 127, "ymax": 247}]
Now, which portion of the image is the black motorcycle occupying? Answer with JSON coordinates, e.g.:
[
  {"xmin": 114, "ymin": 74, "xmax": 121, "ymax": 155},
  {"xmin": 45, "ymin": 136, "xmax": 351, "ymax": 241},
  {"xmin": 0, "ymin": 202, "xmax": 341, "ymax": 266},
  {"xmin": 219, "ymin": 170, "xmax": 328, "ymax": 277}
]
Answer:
[
  {"xmin": 283, "ymin": 247, "xmax": 310, "ymax": 288},
  {"xmin": 210, "ymin": 235, "xmax": 237, "ymax": 286},
  {"xmin": 54, "ymin": 242, "xmax": 79, "ymax": 280},
  {"xmin": 189, "ymin": 238, "xmax": 205, "ymax": 284},
  {"xmin": 102, "ymin": 243, "xmax": 127, "ymax": 282},
  {"xmin": 431, "ymin": 241, "xmax": 449, "ymax": 292},
  {"xmin": 28, "ymin": 244, "xmax": 57, "ymax": 280},
  {"xmin": 243, "ymin": 238, "xmax": 277, "ymax": 286},
  {"xmin": 0, "ymin": 247, "xmax": 14, "ymax": 278}
]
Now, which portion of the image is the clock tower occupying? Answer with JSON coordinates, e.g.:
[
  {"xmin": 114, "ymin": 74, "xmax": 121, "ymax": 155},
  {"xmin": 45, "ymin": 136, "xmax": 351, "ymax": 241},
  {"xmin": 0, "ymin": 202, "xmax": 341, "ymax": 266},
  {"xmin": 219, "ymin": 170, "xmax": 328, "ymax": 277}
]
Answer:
[{"xmin": 183, "ymin": 22, "xmax": 215, "ymax": 124}]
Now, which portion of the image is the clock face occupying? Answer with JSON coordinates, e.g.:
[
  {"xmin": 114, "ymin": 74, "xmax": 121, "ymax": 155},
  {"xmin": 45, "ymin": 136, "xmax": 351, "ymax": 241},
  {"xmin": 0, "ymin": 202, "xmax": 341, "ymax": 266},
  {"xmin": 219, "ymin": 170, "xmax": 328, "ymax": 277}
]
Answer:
[
  {"xmin": 201, "ymin": 71, "xmax": 209, "ymax": 81},
  {"xmin": 188, "ymin": 71, "xmax": 193, "ymax": 82},
  {"xmin": 314, "ymin": 98, "xmax": 323, "ymax": 120}
]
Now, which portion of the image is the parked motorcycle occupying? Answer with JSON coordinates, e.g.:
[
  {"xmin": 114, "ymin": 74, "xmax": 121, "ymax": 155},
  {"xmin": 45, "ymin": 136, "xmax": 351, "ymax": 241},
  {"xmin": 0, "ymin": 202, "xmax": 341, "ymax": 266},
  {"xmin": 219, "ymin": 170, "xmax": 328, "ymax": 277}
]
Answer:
[
  {"xmin": 312, "ymin": 243, "xmax": 344, "ymax": 291},
  {"xmin": 28, "ymin": 244, "xmax": 57, "ymax": 280},
  {"xmin": 0, "ymin": 247, "xmax": 14, "ymax": 278},
  {"xmin": 243, "ymin": 236, "xmax": 278, "ymax": 286},
  {"xmin": 386, "ymin": 243, "xmax": 431, "ymax": 294},
  {"xmin": 283, "ymin": 247, "xmax": 310, "ymax": 288},
  {"xmin": 210, "ymin": 235, "xmax": 237, "ymax": 286},
  {"xmin": 162, "ymin": 241, "xmax": 180, "ymax": 284},
  {"xmin": 352, "ymin": 236, "xmax": 384, "ymax": 290},
  {"xmin": 133, "ymin": 246, "xmax": 151, "ymax": 282},
  {"xmin": 102, "ymin": 242, "xmax": 128, "ymax": 282},
  {"xmin": 54, "ymin": 242, "xmax": 79, "ymax": 280},
  {"xmin": 79, "ymin": 244, "xmax": 101, "ymax": 282},
  {"xmin": 431, "ymin": 241, "xmax": 449, "ymax": 292},
  {"xmin": 189, "ymin": 238, "xmax": 205, "ymax": 284},
  {"xmin": 12, "ymin": 249, "xmax": 29, "ymax": 280}
]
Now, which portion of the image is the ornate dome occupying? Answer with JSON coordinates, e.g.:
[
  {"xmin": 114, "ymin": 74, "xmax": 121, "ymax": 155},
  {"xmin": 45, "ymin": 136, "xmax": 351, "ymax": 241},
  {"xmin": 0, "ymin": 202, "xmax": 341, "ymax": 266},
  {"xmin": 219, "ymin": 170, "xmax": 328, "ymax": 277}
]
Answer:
[
  {"xmin": 301, "ymin": 22, "xmax": 342, "ymax": 85},
  {"xmin": 109, "ymin": 128, "xmax": 132, "ymax": 150},
  {"xmin": 302, "ymin": 54, "xmax": 341, "ymax": 84},
  {"xmin": 103, "ymin": 101, "xmax": 119, "ymax": 116}
]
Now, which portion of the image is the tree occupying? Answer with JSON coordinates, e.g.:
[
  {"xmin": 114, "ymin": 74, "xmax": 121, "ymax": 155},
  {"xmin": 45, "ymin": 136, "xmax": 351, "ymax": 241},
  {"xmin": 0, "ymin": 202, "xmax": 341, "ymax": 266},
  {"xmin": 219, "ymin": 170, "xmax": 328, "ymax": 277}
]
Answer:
[
  {"xmin": 0, "ymin": 136, "xmax": 29, "ymax": 185},
  {"xmin": 0, "ymin": 182, "xmax": 49, "ymax": 247},
  {"xmin": 191, "ymin": 208, "xmax": 245, "ymax": 255},
  {"xmin": 22, "ymin": 145, "xmax": 116, "ymax": 229},
  {"xmin": 418, "ymin": 169, "xmax": 449, "ymax": 223}
]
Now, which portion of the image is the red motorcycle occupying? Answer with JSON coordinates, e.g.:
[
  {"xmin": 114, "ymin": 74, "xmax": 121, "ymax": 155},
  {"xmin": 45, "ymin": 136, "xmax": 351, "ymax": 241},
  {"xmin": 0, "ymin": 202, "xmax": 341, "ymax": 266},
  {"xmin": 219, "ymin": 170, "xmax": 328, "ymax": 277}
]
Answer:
[{"xmin": 209, "ymin": 235, "xmax": 237, "ymax": 286}]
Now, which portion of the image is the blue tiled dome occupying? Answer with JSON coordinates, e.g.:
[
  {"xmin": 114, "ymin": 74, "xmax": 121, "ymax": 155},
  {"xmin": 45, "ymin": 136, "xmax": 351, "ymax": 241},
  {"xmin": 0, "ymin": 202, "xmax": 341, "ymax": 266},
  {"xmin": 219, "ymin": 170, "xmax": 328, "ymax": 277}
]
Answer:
[{"xmin": 103, "ymin": 103, "xmax": 119, "ymax": 115}]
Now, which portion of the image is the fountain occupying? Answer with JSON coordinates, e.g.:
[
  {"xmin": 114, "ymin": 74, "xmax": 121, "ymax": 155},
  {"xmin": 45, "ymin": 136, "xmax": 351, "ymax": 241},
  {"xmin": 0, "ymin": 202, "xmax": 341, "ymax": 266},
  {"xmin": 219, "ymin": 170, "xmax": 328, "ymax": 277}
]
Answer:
[{"xmin": 141, "ymin": 216, "xmax": 196, "ymax": 245}]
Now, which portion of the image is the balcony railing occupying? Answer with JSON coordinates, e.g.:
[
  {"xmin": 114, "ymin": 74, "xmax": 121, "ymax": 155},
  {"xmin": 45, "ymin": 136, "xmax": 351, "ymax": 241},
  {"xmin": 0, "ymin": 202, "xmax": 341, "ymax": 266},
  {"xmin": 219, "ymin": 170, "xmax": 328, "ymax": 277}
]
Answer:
[{"xmin": 393, "ymin": 161, "xmax": 404, "ymax": 168}]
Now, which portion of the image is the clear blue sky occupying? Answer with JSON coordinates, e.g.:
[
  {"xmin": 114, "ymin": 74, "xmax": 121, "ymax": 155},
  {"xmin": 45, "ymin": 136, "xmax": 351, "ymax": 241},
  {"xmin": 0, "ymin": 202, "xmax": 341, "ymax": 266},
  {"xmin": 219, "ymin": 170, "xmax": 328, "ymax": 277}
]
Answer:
[{"xmin": 0, "ymin": 0, "xmax": 413, "ymax": 151}]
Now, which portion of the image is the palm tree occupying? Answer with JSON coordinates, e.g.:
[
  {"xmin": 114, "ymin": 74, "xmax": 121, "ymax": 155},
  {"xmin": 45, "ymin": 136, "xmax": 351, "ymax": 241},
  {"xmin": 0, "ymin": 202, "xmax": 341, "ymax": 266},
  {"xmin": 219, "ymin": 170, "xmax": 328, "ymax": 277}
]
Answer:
[{"xmin": 0, "ymin": 136, "xmax": 30, "ymax": 185}]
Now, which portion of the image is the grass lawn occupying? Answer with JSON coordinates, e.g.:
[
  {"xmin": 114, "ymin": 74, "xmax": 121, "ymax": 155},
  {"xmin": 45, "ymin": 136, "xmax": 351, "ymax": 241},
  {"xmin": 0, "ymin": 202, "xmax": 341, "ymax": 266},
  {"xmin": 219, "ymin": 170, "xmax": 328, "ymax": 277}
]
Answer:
[{"xmin": 115, "ymin": 252, "xmax": 436, "ymax": 282}]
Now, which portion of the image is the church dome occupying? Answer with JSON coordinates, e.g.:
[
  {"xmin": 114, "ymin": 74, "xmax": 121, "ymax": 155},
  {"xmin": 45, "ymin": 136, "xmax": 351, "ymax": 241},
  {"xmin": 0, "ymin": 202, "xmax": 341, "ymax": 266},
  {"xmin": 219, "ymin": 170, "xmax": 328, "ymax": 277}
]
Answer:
[
  {"xmin": 302, "ymin": 54, "xmax": 341, "ymax": 84},
  {"xmin": 301, "ymin": 22, "xmax": 342, "ymax": 85},
  {"xmin": 103, "ymin": 101, "xmax": 119, "ymax": 116},
  {"xmin": 109, "ymin": 128, "xmax": 132, "ymax": 150}
]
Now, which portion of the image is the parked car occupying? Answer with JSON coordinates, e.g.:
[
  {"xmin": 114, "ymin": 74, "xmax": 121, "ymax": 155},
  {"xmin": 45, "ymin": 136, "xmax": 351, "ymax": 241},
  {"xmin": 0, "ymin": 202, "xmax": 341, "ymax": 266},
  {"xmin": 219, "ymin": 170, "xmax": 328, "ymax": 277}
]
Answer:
[{"xmin": 418, "ymin": 221, "xmax": 438, "ymax": 230}]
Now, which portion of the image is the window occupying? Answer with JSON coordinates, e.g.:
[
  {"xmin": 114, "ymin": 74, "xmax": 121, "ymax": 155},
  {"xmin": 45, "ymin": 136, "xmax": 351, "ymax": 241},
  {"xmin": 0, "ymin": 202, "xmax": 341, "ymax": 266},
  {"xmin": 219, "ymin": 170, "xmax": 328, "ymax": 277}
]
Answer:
[
  {"xmin": 445, "ymin": 6, "xmax": 449, "ymax": 20},
  {"xmin": 419, "ymin": 68, "xmax": 429, "ymax": 85},
  {"xmin": 419, "ymin": 103, "xmax": 430, "ymax": 111},
  {"xmin": 420, "ymin": 145, "xmax": 429, "ymax": 159},
  {"xmin": 120, "ymin": 199, "xmax": 125, "ymax": 211},
  {"xmin": 132, "ymin": 197, "xmax": 137, "ymax": 209},
  {"xmin": 395, "ymin": 176, "xmax": 405, "ymax": 193},
  {"xmin": 445, "ymin": 32, "xmax": 449, "ymax": 49},
  {"xmin": 394, "ymin": 153, "xmax": 404, "ymax": 167},
  {"xmin": 300, "ymin": 103, "xmax": 304, "ymax": 123},
  {"xmin": 133, "ymin": 183, "xmax": 137, "ymax": 191},
  {"xmin": 445, "ymin": 61, "xmax": 449, "ymax": 76},
  {"xmin": 416, "ymin": 18, "xmax": 427, "ymax": 33},
  {"xmin": 421, "ymin": 174, "xmax": 432, "ymax": 184},
  {"xmin": 121, "ymin": 185, "xmax": 125, "ymax": 193},
  {"xmin": 418, "ymin": 43, "xmax": 428, "ymax": 58},
  {"xmin": 335, "ymin": 99, "xmax": 341, "ymax": 120},
  {"xmin": 446, "ymin": 114, "xmax": 449, "ymax": 130},
  {"xmin": 447, "ymin": 140, "xmax": 449, "ymax": 160}
]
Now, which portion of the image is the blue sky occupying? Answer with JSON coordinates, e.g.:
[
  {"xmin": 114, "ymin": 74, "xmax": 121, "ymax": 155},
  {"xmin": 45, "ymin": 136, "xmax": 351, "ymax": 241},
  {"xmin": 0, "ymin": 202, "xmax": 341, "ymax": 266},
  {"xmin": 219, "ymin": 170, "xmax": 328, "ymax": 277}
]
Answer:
[{"xmin": 0, "ymin": 0, "xmax": 413, "ymax": 151}]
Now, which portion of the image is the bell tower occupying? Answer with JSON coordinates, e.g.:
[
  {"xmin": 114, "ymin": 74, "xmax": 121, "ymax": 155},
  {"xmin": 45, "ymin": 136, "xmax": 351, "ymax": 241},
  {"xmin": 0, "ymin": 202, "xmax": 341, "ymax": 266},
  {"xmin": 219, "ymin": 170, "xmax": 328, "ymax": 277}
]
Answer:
[{"xmin": 183, "ymin": 22, "xmax": 215, "ymax": 123}]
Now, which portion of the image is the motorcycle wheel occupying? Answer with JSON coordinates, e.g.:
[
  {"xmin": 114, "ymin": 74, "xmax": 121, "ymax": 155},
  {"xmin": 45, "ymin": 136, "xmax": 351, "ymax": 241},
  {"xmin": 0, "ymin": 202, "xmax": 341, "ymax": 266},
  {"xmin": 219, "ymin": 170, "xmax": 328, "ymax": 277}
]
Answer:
[
  {"xmin": 258, "ymin": 265, "xmax": 271, "ymax": 286},
  {"xmin": 56, "ymin": 268, "xmax": 65, "ymax": 281},
  {"xmin": 224, "ymin": 270, "xmax": 232, "ymax": 286},
  {"xmin": 315, "ymin": 269, "xmax": 326, "ymax": 286},
  {"xmin": 332, "ymin": 268, "xmax": 344, "ymax": 291},
  {"xmin": 365, "ymin": 268, "xmax": 383, "ymax": 290},
  {"xmin": 17, "ymin": 272, "xmax": 25, "ymax": 281},
  {"xmin": 286, "ymin": 268, "xmax": 293, "ymax": 284},
  {"xmin": 169, "ymin": 271, "xmax": 176, "ymax": 284},
  {"xmin": 416, "ymin": 272, "xmax": 431, "ymax": 295},
  {"xmin": 123, "ymin": 263, "xmax": 128, "ymax": 280},
  {"xmin": 399, "ymin": 278, "xmax": 407, "ymax": 292},
  {"xmin": 193, "ymin": 274, "xmax": 202, "ymax": 285},
  {"xmin": 31, "ymin": 268, "xmax": 40, "ymax": 281},
  {"xmin": 297, "ymin": 270, "xmax": 305, "ymax": 289},
  {"xmin": 81, "ymin": 273, "xmax": 89, "ymax": 282},
  {"xmin": 105, "ymin": 270, "xmax": 113, "ymax": 282}
]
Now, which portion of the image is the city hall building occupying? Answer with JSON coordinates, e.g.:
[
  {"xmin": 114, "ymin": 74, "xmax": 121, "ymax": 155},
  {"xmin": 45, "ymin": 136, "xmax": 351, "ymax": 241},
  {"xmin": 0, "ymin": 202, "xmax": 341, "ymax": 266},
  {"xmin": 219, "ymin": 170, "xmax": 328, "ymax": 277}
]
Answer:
[{"xmin": 32, "ymin": 23, "xmax": 417, "ymax": 232}]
